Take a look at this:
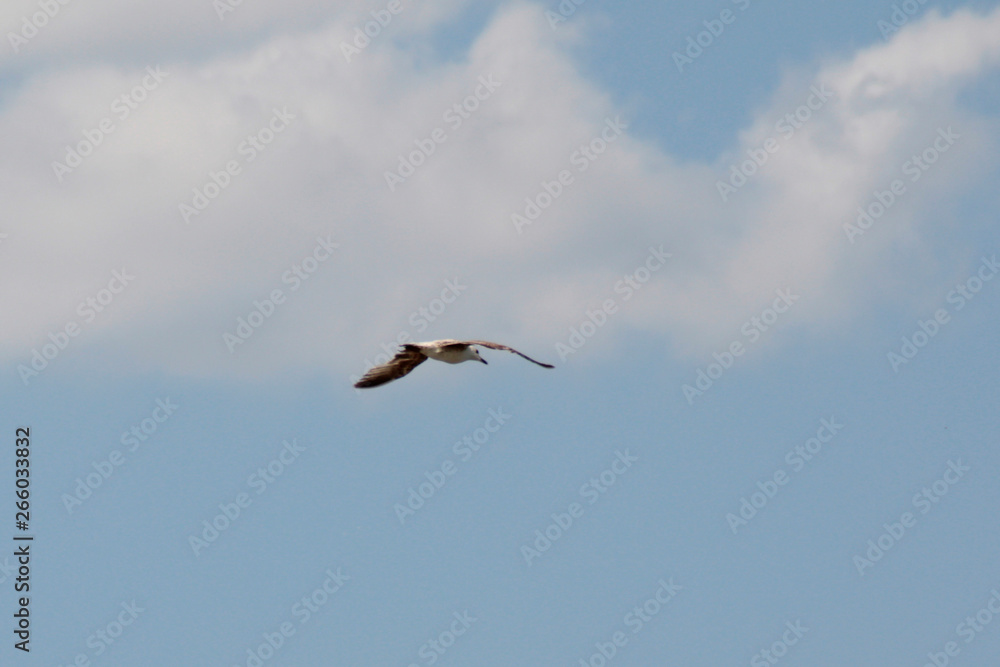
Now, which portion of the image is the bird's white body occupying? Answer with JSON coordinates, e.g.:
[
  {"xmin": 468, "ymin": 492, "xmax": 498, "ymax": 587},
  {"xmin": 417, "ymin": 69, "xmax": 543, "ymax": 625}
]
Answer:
[{"xmin": 412, "ymin": 340, "xmax": 485, "ymax": 364}]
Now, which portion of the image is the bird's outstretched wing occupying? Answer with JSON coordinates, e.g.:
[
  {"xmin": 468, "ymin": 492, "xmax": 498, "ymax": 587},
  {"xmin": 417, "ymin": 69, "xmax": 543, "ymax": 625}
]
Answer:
[
  {"xmin": 354, "ymin": 349, "xmax": 427, "ymax": 388},
  {"xmin": 461, "ymin": 340, "xmax": 555, "ymax": 368}
]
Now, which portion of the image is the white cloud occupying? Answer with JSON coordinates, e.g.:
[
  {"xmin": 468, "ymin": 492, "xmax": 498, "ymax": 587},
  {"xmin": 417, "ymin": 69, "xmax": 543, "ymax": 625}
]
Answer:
[{"xmin": 1, "ymin": 3, "xmax": 998, "ymax": 381}]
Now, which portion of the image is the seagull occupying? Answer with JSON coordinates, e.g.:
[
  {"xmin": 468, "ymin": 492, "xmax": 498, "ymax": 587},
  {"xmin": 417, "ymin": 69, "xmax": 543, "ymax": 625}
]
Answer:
[{"xmin": 354, "ymin": 339, "xmax": 554, "ymax": 388}]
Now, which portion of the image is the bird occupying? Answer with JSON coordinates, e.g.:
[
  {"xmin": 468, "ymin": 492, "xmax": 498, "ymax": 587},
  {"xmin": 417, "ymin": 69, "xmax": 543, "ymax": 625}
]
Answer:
[{"xmin": 354, "ymin": 339, "xmax": 554, "ymax": 388}]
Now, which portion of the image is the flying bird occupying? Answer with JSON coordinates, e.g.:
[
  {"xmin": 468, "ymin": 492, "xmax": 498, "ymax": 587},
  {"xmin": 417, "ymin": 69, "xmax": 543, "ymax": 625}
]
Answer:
[{"xmin": 354, "ymin": 339, "xmax": 554, "ymax": 388}]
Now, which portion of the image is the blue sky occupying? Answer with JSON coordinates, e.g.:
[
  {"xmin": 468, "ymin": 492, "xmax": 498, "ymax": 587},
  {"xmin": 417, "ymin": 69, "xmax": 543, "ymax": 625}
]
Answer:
[{"xmin": 2, "ymin": 1, "xmax": 1000, "ymax": 665}]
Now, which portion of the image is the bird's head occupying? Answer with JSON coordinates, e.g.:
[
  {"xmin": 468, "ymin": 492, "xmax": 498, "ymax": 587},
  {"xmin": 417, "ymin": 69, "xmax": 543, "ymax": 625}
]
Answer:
[{"xmin": 469, "ymin": 347, "xmax": 487, "ymax": 364}]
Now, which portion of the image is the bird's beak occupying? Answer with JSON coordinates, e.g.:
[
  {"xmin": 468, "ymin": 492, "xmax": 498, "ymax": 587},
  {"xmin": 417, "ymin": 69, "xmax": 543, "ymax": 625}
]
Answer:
[{"xmin": 479, "ymin": 358, "xmax": 488, "ymax": 364}]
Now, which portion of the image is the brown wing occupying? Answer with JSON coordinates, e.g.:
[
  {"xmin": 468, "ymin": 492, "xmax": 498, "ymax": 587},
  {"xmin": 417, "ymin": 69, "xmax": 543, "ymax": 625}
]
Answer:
[
  {"xmin": 461, "ymin": 340, "xmax": 555, "ymax": 368},
  {"xmin": 354, "ymin": 349, "xmax": 427, "ymax": 388}
]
